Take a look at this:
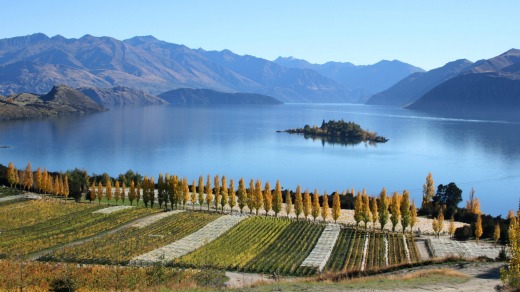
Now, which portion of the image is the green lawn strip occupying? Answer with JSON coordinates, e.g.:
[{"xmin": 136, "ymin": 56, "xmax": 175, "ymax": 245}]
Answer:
[
  {"xmin": 323, "ymin": 228, "xmax": 353, "ymax": 272},
  {"xmin": 0, "ymin": 188, "xmax": 20, "ymax": 198},
  {"xmin": 407, "ymin": 235, "xmax": 420, "ymax": 262},
  {"xmin": 0, "ymin": 207, "xmax": 158, "ymax": 256},
  {"xmin": 45, "ymin": 211, "xmax": 220, "ymax": 264},
  {"xmin": 175, "ymin": 216, "xmax": 291, "ymax": 271},
  {"xmin": 243, "ymin": 220, "xmax": 325, "ymax": 276}
]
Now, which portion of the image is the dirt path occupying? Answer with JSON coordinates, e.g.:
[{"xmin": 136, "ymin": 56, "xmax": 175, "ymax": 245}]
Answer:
[{"xmin": 27, "ymin": 211, "xmax": 171, "ymax": 260}]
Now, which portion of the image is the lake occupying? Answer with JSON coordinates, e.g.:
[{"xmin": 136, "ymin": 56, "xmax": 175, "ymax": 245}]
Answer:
[{"xmin": 1, "ymin": 103, "xmax": 518, "ymax": 216}]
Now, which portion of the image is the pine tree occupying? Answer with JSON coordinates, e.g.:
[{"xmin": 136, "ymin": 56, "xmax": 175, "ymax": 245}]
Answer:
[
  {"xmin": 198, "ymin": 175, "xmax": 204, "ymax": 210},
  {"xmin": 229, "ymin": 179, "xmax": 236, "ymax": 214},
  {"xmin": 263, "ymin": 181, "xmax": 272, "ymax": 216},
  {"xmin": 354, "ymin": 191, "xmax": 363, "ymax": 228},
  {"xmin": 182, "ymin": 177, "xmax": 189, "ymax": 209},
  {"xmin": 247, "ymin": 179, "xmax": 255, "ymax": 215},
  {"xmin": 494, "ymin": 223, "xmax": 501, "ymax": 247},
  {"xmin": 114, "ymin": 180, "xmax": 121, "ymax": 205},
  {"xmin": 421, "ymin": 172, "xmax": 435, "ymax": 216},
  {"xmin": 295, "ymin": 186, "xmax": 304, "ymax": 221},
  {"xmin": 302, "ymin": 189, "xmax": 310, "ymax": 220},
  {"xmin": 191, "ymin": 179, "xmax": 197, "ymax": 210},
  {"xmin": 311, "ymin": 189, "xmax": 320, "ymax": 222},
  {"xmin": 205, "ymin": 175, "xmax": 212, "ymax": 211},
  {"xmin": 361, "ymin": 191, "xmax": 371, "ymax": 229},
  {"xmin": 400, "ymin": 190, "xmax": 411, "ymax": 233},
  {"xmin": 7, "ymin": 162, "xmax": 16, "ymax": 188},
  {"xmin": 321, "ymin": 191, "xmax": 328, "ymax": 222},
  {"xmin": 475, "ymin": 214, "xmax": 483, "ymax": 244},
  {"xmin": 129, "ymin": 180, "xmax": 136, "ymax": 206},
  {"xmin": 252, "ymin": 180, "xmax": 262, "ymax": 215},
  {"xmin": 238, "ymin": 178, "xmax": 246, "ymax": 214},
  {"xmin": 106, "ymin": 179, "xmax": 112, "ymax": 204},
  {"xmin": 214, "ymin": 175, "xmax": 221, "ymax": 211},
  {"xmin": 332, "ymin": 191, "xmax": 341, "ymax": 224},
  {"xmin": 97, "ymin": 181, "xmax": 103, "ymax": 204},
  {"xmin": 220, "ymin": 176, "xmax": 228, "ymax": 212},
  {"xmin": 272, "ymin": 180, "xmax": 283, "ymax": 217},
  {"xmin": 449, "ymin": 217, "xmax": 456, "ymax": 238},
  {"xmin": 35, "ymin": 167, "xmax": 42, "ymax": 193},
  {"xmin": 371, "ymin": 197, "xmax": 378, "ymax": 230},
  {"xmin": 390, "ymin": 191, "xmax": 401, "ymax": 232},
  {"xmin": 23, "ymin": 162, "xmax": 33, "ymax": 191},
  {"xmin": 410, "ymin": 200, "xmax": 418, "ymax": 234},
  {"xmin": 286, "ymin": 189, "xmax": 293, "ymax": 216}
]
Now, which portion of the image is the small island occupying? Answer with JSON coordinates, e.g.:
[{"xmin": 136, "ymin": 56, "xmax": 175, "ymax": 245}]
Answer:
[{"xmin": 281, "ymin": 119, "xmax": 388, "ymax": 145}]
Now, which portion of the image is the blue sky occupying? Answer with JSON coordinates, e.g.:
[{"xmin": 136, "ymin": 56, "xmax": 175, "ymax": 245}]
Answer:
[{"xmin": 2, "ymin": 0, "xmax": 519, "ymax": 70}]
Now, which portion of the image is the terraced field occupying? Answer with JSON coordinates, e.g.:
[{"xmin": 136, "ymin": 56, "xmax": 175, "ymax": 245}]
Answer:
[
  {"xmin": 45, "ymin": 211, "xmax": 221, "ymax": 264},
  {"xmin": 0, "ymin": 203, "xmax": 158, "ymax": 257}
]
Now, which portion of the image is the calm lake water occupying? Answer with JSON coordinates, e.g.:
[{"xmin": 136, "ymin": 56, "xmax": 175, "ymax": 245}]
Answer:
[{"xmin": 1, "ymin": 103, "xmax": 519, "ymax": 216}]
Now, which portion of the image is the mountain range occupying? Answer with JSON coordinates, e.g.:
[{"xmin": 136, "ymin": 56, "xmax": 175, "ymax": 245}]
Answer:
[
  {"xmin": 0, "ymin": 33, "xmax": 425, "ymax": 103},
  {"xmin": 159, "ymin": 88, "xmax": 282, "ymax": 105}
]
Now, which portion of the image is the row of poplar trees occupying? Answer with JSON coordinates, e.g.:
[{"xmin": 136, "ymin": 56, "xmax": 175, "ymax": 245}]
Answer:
[{"xmin": 6, "ymin": 162, "xmax": 70, "ymax": 199}]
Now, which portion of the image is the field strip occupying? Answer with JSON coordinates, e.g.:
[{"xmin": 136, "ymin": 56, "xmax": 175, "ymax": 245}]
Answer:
[
  {"xmin": 131, "ymin": 210, "xmax": 185, "ymax": 228},
  {"xmin": 93, "ymin": 205, "xmax": 133, "ymax": 214},
  {"xmin": 131, "ymin": 215, "xmax": 246, "ymax": 265},
  {"xmin": 360, "ymin": 232, "xmax": 369, "ymax": 271},
  {"xmin": 428, "ymin": 237, "xmax": 504, "ymax": 259},
  {"xmin": 300, "ymin": 224, "xmax": 340, "ymax": 272},
  {"xmin": 0, "ymin": 193, "xmax": 41, "ymax": 202},
  {"xmin": 403, "ymin": 234, "xmax": 412, "ymax": 263},
  {"xmin": 384, "ymin": 234, "xmax": 389, "ymax": 266}
]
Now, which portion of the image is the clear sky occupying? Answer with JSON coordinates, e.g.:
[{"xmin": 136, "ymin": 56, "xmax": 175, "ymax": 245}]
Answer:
[{"xmin": 2, "ymin": 0, "xmax": 519, "ymax": 70}]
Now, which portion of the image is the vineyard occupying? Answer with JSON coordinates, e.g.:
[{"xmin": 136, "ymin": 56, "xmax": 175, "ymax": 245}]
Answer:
[
  {"xmin": 0, "ymin": 202, "xmax": 158, "ymax": 257},
  {"xmin": 44, "ymin": 211, "xmax": 221, "ymax": 264}
]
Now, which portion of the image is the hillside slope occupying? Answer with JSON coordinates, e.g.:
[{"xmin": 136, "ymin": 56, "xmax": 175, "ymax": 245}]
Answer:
[
  {"xmin": 77, "ymin": 86, "xmax": 167, "ymax": 106},
  {"xmin": 158, "ymin": 88, "xmax": 282, "ymax": 105}
]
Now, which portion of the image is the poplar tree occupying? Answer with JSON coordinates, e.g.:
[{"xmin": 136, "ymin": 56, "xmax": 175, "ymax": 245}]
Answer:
[
  {"xmin": 361, "ymin": 191, "xmax": 371, "ymax": 229},
  {"xmin": 229, "ymin": 179, "xmax": 236, "ymax": 214},
  {"xmin": 121, "ymin": 181, "xmax": 126, "ymax": 204},
  {"xmin": 35, "ymin": 167, "xmax": 42, "ymax": 193},
  {"xmin": 311, "ymin": 189, "xmax": 320, "ymax": 222},
  {"xmin": 114, "ymin": 180, "xmax": 121, "ymax": 205},
  {"xmin": 198, "ymin": 175, "xmax": 204, "ymax": 210},
  {"xmin": 303, "ymin": 189, "xmax": 311, "ymax": 220},
  {"xmin": 263, "ymin": 181, "xmax": 272, "ymax": 216},
  {"xmin": 149, "ymin": 176, "xmax": 155, "ymax": 208},
  {"xmin": 321, "ymin": 191, "xmax": 328, "ymax": 222},
  {"xmin": 378, "ymin": 188, "xmax": 388, "ymax": 231},
  {"xmin": 191, "ymin": 179, "xmax": 197, "ymax": 210},
  {"xmin": 448, "ymin": 217, "xmax": 456, "ymax": 238},
  {"xmin": 158, "ymin": 174, "xmax": 165, "ymax": 208},
  {"xmin": 136, "ymin": 182, "xmax": 141, "ymax": 205},
  {"xmin": 410, "ymin": 200, "xmax": 418, "ymax": 234},
  {"xmin": 371, "ymin": 197, "xmax": 378, "ymax": 230},
  {"xmin": 253, "ymin": 180, "xmax": 263, "ymax": 215},
  {"xmin": 501, "ymin": 212, "xmax": 519, "ymax": 288},
  {"xmin": 220, "ymin": 176, "xmax": 228, "ymax": 212},
  {"xmin": 475, "ymin": 214, "xmax": 483, "ymax": 244},
  {"xmin": 205, "ymin": 175, "xmax": 212, "ymax": 211},
  {"xmin": 42, "ymin": 169, "xmax": 49, "ymax": 194},
  {"xmin": 89, "ymin": 181, "xmax": 95, "ymax": 202},
  {"xmin": 354, "ymin": 191, "xmax": 363, "ymax": 227},
  {"xmin": 421, "ymin": 172, "xmax": 435, "ymax": 216},
  {"xmin": 14, "ymin": 170, "xmax": 20, "ymax": 190},
  {"xmin": 295, "ymin": 185, "xmax": 303, "ymax": 221},
  {"xmin": 432, "ymin": 217, "xmax": 439, "ymax": 238},
  {"xmin": 63, "ymin": 175, "xmax": 69, "ymax": 202},
  {"xmin": 106, "ymin": 179, "xmax": 112, "ymax": 204},
  {"xmin": 7, "ymin": 162, "xmax": 16, "ymax": 188},
  {"xmin": 390, "ymin": 191, "xmax": 401, "ymax": 232},
  {"xmin": 167, "ymin": 176, "xmax": 175, "ymax": 209},
  {"xmin": 400, "ymin": 190, "xmax": 411, "ymax": 233},
  {"xmin": 97, "ymin": 181, "xmax": 103, "ymax": 204},
  {"xmin": 214, "ymin": 175, "xmax": 221, "ymax": 211},
  {"xmin": 54, "ymin": 176, "xmax": 61, "ymax": 196},
  {"xmin": 286, "ymin": 189, "xmax": 293, "ymax": 216},
  {"xmin": 23, "ymin": 162, "xmax": 33, "ymax": 190},
  {"xmin": 247, "ymin": 179, "xmax": 255, "ymax": 215},
  {"xmin": 129, "ymin": 180, "xmax": 136, "ymax": 206},
  {"xmin": 494, "ymin": 223, "xmax": 501, "ymax": 247},
  {"xmin": 142, "ymin": 176, "xmax": 149, "ymax": 207},
  {"xmin": 238, "ymin": 178, "xmax": 246, "ymax": 214},
  {"xmin": 272, "ymin": 180, "xmax": 283, "ymax": 217},
  {"xmin": 171, "ymin": 175, "xmax": 179, "ymax": 208},
  {"xmin": 181, "ymin": 177, "xmax": 188, "ymax": 209}
]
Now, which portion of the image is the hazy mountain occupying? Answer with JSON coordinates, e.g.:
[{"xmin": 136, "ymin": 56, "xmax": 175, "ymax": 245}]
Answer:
[
  {"xmin": 77, "ymin": 86, "xmax": 167, "ymax": 106},
  {"xmin": 0, "ymin": 33, "xmax": 352, "ymax": 103},
  {"xmin": 367, "ymin": 59, "xmax": 474, "ymax": 106},
  {"xmin": 0, "ymin": 85, "xmax": 105, "ymax": 121},
  {"xmin": 159, "ymin": 88, "xmax": 282, "ymax": 105},
  {"xmin": 408, "ymin": 49, "xmax": 520, "ymax": 119},
  {"xmin": 274, "ymin": 56, "xmax": 424, "ymax": 101}
]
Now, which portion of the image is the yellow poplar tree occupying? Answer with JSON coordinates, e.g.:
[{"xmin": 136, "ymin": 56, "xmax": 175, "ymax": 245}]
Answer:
[
  {"xmin": 198, "ymin": 175, "xmax": 205, "ymax": 210},
  {"xmin": 238, "ymin": 178, "xmax": 246, "ymax": 214},
  {"xmin": 35, "ymin": 167, "xmax": 42, "ymax": 193},
  {"xmin": 23, "ymin": 162, "xmax": 33, "ymax": 191},
  {"xmin": 466, "ymin": 187, "xmax": 481, "ymax": 215},
  {"xmin": 449, "ymin": 217, "xmax": 456, "ymax": 238},
  {"xmin": 229, "ymin": 179, "xmax": 236, "ymax": 214},
  {"xmin": 311, "ymin": 189, "xmax": 320, "ymax": 222},
  {"xmin": 378, "ymin": 188, "xmax": 390, "ymax": 231},
  {"xmin": 321, "ymin": 191, "xmax": 329, "ymax": 222},
  {"xmin": 106, "ymin": 179, "xmax": 112, "ymax": 204},
  {"xmin": 114, "ymin": 180, "xmax": 121, "ymax": 205},
  {"xmin": 42, "ymin": 169, "xmax": 49, "ymax": 194},
  {"xmin": 303, "ymin": 189, "xmax": 311, "ymax": 220},
  {"xmin": 500, "ymin": 212, "xmax": 519, "ymax": 288},
  {"xmin": 263, "ymin": 181, "xmax": 272, "ymax": 216},
  {"xmin": 214, "ymin": 175, "xmax": 221, "ymax": 211},
  {"xmin": 97, "ymin": 181, "xmax": 103, "ymax": 204},
  {"xmin": 410, "ymin": 201, "xmax": 418, "ymax": 234},
  {"xmin": 285, "ymin": 189, "xmax": 293, "ymax": 216},
  {"xmin": 247, "ymin": 179, "xmax": 255, "ymax": 215},
  {"xmin": 7, "ymin": 162, "xmax": 16, "ymax": 188},
  {"xmin": 272, "ymin": 180, "xmax": 283, "ymax": 217},
  {"xmin": 371, "ymin": 197, "xmax": 378, "ymax": 230},
  {"xmin": 129, "ymin": 180, "xmax": 136, "ymax": 206},
  {"xmin": 191, "ymin": 179, "xmax": 197, "ymax": 210},
  {"xmin": 390, "ymin": 191, "xmax": 401, "ymax": 232},
  {"xmin": 63, "ymin": 175, "xmax": 69, "ymax": 202},
  {"xmin": 361, "ymin": 192, "xmax": 371, "ymax": 230},
  {"xmin": 220, "ymin": 176, "xmax": 228, "ymax": 212},
  {"xmin": 295, "ymin": 185, "xmax": 304, "ymax": 221},
  {"xmin": 205, "ymin": 175, "xmax": 213, "ymax": 211},
  {"xmin": 121, "ymin": 181, "xmax": 126, "ymax": 204},
  {"xmin": 182, "ymin": 177, "xmax": 189, "ymax": 209},
  {"xmin": 400, "ymin": 190, "xmax": 411, "ymax": 233},
  {"xmin": 432, "ymin": 217, "xmax": 439, "ymax": 237},
  {"xmin": 494, "ymin": 223, "xmax": 501, "ymax": 247},
  {"xmin": 475, "ymin": 214, "xmax": 483, "ymax": 244},
  {"xmin": 54, "ymin": 176, "xmax": 60, "ymax": 196},
  {"xmin": 136, "ymin": 182, "xmax": 141, "ymax": 205},
  {"xmin": 331, "ymin": 191, "xmax": 341, "ymax": 224},
  {"xmin": 437, "ymin": 212, "xmax": 445, "ymax": 237},
  {"xmin": 422, "ymin": 172, "xmax": 435, "ymax": 215},
  {"xmin": 354, "ymin": 191, "xmax": 363, "ymax": 227}
]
